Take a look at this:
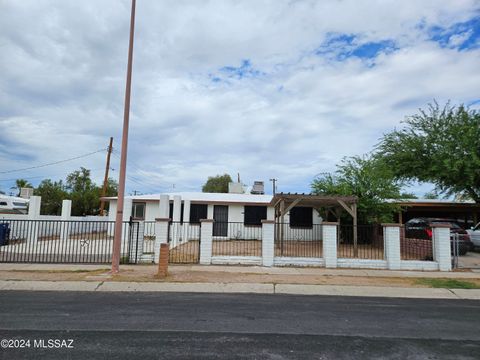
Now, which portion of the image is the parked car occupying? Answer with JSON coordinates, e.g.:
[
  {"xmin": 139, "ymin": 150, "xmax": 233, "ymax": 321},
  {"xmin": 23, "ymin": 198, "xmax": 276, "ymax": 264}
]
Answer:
[
  {"xmin": 466, "ymin": 222, "xmax": 480, "ymax": 249},
  {"xmin": 404, "ymin": 218, "xmax": 473, "ymax": 256}
]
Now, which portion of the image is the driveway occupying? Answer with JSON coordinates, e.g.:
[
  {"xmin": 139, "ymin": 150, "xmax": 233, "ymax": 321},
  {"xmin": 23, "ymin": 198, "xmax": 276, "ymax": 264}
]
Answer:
[{"xmin": 458, "ymin": 250, "xmax": 480, "ymax": 269}]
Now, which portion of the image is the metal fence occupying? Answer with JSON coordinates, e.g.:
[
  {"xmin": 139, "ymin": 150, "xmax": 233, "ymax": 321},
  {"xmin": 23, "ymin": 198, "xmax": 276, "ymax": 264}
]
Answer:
[
  {"xmin": 400, "ymin": 227, "xmax": 434, "ymax": 261},
  {"xmin": 143, "ymin": 221, "xmax": 156, "ymax": 254},
  {"xmin": 0, "ymin": 219, "xmax": 140, "ymax": 264},
  {"xmin": 274, "ymin": 223, "xmax": 323, "ymax": 258},
  {"xmin": 168, "ymin": 221, "xmax": 201, "ymax": 263},
  {"xmin": 337, "ymin": 224, "xmax": 384, "ymax": 260},
  {"xmin": 212, "ymin": 222, "xmax": 262, "ymax": 257}
]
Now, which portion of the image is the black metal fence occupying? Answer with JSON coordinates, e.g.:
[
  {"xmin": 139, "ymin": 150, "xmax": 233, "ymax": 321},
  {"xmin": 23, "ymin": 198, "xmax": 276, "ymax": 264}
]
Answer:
[
  {"xmin": 400, "ymin": 227, "xmax": 434, "ymax": 261},
  {"xmin": 168, "ymin": 221, "xmax": 201, "ymax": 263},
  {"xmin": 0, "ymin": 219, "xmax": 140, "ymax": 264},
  {"xmin": 337, "ymin": 224, "xmax": 384, "ymax": 260},
  {"xmin": 212, "ymin": 222, "xmax": 262, "ymax": 257},
  {"xmin": 274, "ymin": 223, "xmax": 323, "ymax": 258}
]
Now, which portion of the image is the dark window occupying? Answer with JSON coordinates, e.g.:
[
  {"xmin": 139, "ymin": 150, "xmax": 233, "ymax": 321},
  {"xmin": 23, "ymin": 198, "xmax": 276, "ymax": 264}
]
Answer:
[
  {"xmin": 290, "ymin": 207, "xmax": 313, "ymax": 228},
  {"xmin": 244, "ymin": 206, "xmax": 267, "ymax": 226},
  {"xmin": 169, "ymin": 203, "xmax": 184, "ymax": 223},
  {"xmin": 132, "ymin": 202, "xmax": 146, "ymax": 219},
  {"xmin": 0, "ymin": 201, "xmax": 7, "ymax": 206},
  {"xmin": 189, "ymin": 204, "xmax": 208, "ymax": 224}
]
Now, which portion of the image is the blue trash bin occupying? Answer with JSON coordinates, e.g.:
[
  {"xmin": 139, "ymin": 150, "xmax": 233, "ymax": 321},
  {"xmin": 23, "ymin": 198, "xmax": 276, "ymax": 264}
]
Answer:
[{"xmin": 0, "ymin": 223, "xmax": 9, "ymax": 246}]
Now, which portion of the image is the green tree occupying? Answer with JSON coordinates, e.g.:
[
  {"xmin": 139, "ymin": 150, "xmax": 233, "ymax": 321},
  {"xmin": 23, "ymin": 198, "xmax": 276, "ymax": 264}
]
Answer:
[
  {"xmin": 66, "ymin": 167, "xmax": 98, "ymax": 216},
  {"xmin": 377, "ymin": 102, "xmax": 480, "ymax": 202},
  {"xmin": 311, "ymin": 155, "xmax": 405, "ymax": 223},
  {"xmin": 202, "ymin": 174, "xmax": 233, "ymax": 193},
  {"xmin": 34, "ymin": 179, "xmax": 68, "ymax": 215},
  {"xmin": 14, "ymin": 179, "xmax": 33, "ymax": 196}
]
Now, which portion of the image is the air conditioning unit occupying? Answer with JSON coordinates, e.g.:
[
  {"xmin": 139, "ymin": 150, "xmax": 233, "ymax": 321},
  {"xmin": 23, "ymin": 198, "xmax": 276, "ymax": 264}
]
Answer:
[
  {"xmin": 250, "ymin": 181, "xmax": 265, "ymax": 195},
  {"xmin": 20, "ymin": 188, "xmax": 34, "ymax": 199}
]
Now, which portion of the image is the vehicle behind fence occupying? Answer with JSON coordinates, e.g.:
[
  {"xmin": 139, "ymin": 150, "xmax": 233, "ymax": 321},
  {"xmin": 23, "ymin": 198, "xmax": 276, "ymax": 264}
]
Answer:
[
  {"xmin": 0, "ymin": 219, "xmax": 141, "ymax": 264},
  {"xmin": 168, "ymin": 221, "xmax": 201, "ymax": 263},
  {"xmin": 274, "ymin": 223, "xmax": 323, "ymax": 258},
  {"xmin": 212, "ymin": 222, "xmax": 262, "ymax": 257},
  {"xmin": 337, "ymin": 224, "xmax": 384, "ymax": 260},
  {"xmin": 400, "ymin": 226, "xmax": 434, "ymax": 261}
]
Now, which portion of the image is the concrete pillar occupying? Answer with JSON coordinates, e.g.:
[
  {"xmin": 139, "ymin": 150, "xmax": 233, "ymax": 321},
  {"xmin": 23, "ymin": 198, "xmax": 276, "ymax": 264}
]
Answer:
[
  {"xmin": 383, "ymin": 224, "xmax": 401, "ymax": 270},
  {"xmin": 267, "ymin": 207, "xmax": 275, "ymax": 221},
  {"xmin": 207, "ymin": 205, "xmax": 214, "ymax": 219},
  {"xmin": 183, "ymin": 200, "xmax": 191, "ymax": 224},
  {"xmin": 322, "ymin": 222, "xmax": 338, "ymax": 268},
  {"xmin": 433, "ymin": 224, "xmax": 452, "ymax": 271},
  {"xmin": 154, "ymin": 218, "xmax": 170, "ymax": 264},
  {"xmin": 27, "ymin": 195, "xmax": 41, "ymax": 243},
  {"xmin": 172, "ymin": 195, "xmax": 181, "ymax": 222},
  {"xmin": 60, "ymin": 200, "xmax": 72, "ymax": 241},
  {"xmin": 262, "ymin": 220, "xmax": 275, "ymax": 266},
  {"xmin": 159, "ymin": 194, "xmax": 169, "ymax": 218},
  {"xmin": 200, "ymin": 219, "xmax": 213, "ymax": 265}
]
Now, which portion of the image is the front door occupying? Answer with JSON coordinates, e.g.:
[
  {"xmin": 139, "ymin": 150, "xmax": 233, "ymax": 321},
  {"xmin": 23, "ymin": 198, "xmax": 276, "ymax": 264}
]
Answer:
[{"xmin": 213, "ymin": 205, "xmax": 228, "ymax": 237}]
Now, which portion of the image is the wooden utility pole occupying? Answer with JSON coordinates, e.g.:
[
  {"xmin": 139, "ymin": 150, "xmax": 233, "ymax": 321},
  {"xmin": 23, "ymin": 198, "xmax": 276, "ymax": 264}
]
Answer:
[
  {"xmin": 112, "ymin": 0, "xmax": 136, "ymax": 274},
  {"xmin": 99, "ymin": 137, "xmax": 113, "ymax": 216}
]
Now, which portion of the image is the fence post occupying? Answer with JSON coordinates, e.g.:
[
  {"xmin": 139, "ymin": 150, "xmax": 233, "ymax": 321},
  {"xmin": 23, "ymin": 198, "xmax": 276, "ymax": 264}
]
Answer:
[
  {"xmin": 432, "ymin": 224, "xmax": 452, "ymax": 271},
  {"xmin": 154, "ymin": 218, "xmax": 170, "ymax": 264},
  {"xmin": 60, "ymin": 200, "xmax": 72, "ymax": 241},
  {"xmin": 261, "ymin": 220, "xmax": 275, "ymax": 267},
  {"xmin": 157, "ymin": 243, "xmax": 169, "ymax": 277},
  {"xmin": 383, "ymin": 224, "xmax": 401, "ymax": 270},
  {"xmin": 27, "ymin": 195, "xmax": 41, "ymax": 243},
  {"xmin": 322, "ymin": 222, "xmax": 338, "ymax": 268},
  {"xmin": 200, "ymin": 219, "xmax": 213, "ymax": 265}
]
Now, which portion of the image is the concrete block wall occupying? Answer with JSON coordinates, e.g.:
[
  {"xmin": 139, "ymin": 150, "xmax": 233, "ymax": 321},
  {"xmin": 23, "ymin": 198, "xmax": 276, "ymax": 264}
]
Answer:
[
  {"xmin": 322, "ymin": 223, "xmax": 338, "ymax": 268},
  {"xmin": 261, "ymin": 220, "xmax": 274, "ymax": 267},
  {"xmin": 200, "ymin": 219, "xmax": 213, "ymax": 265},
  {"xmin": 433, "ymin": 225, "xmax": 452, "ymax": 271},
  {"xmin": 154, "ymin": 218, "xmax": 169, "ymax": 264},
  {"xmin": 383, "ymin": 224, "xmax": 401, "ymax": 270}
]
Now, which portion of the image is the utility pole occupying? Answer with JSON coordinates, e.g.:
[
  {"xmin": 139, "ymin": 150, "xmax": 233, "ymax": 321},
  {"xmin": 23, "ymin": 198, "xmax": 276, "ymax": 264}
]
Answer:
[
  {"xmin": 269, "ymin": 178, "xmax": 277, "ymax": 195},
  {"xmin": 112, "ymin": 0, "xmax": 136, "ymax": 274},
  {"xmin": 99, "ymin": 137, "xmax": 113, "ymax": 216}
]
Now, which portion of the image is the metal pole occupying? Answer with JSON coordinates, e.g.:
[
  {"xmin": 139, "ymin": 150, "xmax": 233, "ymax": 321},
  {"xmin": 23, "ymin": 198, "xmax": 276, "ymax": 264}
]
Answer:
[
  {"xmin": 269, "ymin": 178, "xmax": 277, "ymax": 195},
  {"xmin": 112, "ymin": 0, "xmax": 136, "ymax": 274},
  {"xmin": 99, "ymin": 137, "xmax": 113, "ymax": 216}
]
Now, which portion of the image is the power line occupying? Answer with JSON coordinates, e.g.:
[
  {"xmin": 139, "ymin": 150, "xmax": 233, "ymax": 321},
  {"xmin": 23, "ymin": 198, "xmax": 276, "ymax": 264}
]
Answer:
[
  {"xmin": 0, "ymin": 149, "xmax": 106, "ymax": 175},
  {"xmin": 0, "ymin": 167, "xmax": 109, "ymax": 183}
]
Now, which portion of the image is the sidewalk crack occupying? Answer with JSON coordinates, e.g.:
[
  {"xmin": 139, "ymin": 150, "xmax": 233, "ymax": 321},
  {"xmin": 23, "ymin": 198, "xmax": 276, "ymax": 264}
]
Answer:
[
  {"xmin": 447, "ymin": 288, "xmax": 461, "ymax": 298},
  {"xmin": 94, "ymin": 281, "xmax": 104, "ymax": 291}
]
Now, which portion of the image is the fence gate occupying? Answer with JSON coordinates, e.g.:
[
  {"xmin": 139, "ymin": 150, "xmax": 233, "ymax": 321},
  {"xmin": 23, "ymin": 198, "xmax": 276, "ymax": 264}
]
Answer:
[{"xmin": 168, "ymin": 221, "xmax": 201, "ymax": 264}]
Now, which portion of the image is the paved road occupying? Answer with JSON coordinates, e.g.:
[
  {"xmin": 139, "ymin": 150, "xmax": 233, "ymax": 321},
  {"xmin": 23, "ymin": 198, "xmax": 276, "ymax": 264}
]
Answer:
[{"xmin": 0, "ymin": 291, "xmax": 479, "ymax": 359}]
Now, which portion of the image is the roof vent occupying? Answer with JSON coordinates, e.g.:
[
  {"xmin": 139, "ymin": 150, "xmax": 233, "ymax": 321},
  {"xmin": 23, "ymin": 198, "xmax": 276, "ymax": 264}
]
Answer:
[{"xmin": 250, "ymin": 181, "xmax": 265, "ymax": 195}]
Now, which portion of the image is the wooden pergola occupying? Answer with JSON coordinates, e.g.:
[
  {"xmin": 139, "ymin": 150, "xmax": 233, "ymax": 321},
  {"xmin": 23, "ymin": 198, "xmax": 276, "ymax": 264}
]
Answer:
[{"xmin": 270, "ymin": 193, "xmax": 359, "ymax": 254}]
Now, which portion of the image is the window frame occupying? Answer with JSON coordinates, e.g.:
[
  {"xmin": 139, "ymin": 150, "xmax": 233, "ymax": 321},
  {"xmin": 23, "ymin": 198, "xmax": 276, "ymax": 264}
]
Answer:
[{"xmin": 243, "ymin": 205, "xmax": 267, "ymax": 227}]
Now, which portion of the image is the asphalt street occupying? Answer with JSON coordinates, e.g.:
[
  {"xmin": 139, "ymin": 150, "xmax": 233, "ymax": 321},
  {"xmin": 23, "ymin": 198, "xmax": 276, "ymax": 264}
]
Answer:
[{"xmin": 0, "ymin": 291, "xmax": 479, "ymax": 359}]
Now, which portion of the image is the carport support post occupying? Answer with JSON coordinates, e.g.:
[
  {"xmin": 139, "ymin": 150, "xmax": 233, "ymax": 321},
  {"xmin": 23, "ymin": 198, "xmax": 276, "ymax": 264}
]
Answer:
[
  {"xmin": 322, "ymin": 222, "xmax": 338, "ymax": 268},
  {"xmin": 200, "ymin": 219, "xmax": 213, "ymax": 265},
  {"xmin": 60, "ymin": 200, "xmax": 72, "ymax": 241},
  {"xmin": 383, "ymin": 224, "xmax": 401, "ymax": 270},
  {"xmin": 262, "ymin": 220, "xmax": 275, "ymax": 267},
  {"xmin": 154, "ymin": 218, "xmax": 169, "ymax": 264},
  {"xmin": 432, "ymin": 224, "xmax": 452, "ymax": 272},
  {"xmin": 27, "ymin": 195, "xmax": 41, "ymax": 243}
]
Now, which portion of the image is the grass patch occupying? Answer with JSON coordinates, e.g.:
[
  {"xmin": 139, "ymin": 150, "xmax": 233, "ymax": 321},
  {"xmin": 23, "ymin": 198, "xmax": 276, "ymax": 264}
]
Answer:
[{"xmin": 415, "ymin": 278, "xmax": 480, "ymax": 289}]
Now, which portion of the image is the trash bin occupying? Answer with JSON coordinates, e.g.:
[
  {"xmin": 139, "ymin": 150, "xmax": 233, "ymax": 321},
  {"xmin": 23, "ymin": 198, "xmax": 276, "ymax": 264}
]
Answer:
[{"xmin": 0, "ymin": 223, "xmax": 9, "ymax": 246}]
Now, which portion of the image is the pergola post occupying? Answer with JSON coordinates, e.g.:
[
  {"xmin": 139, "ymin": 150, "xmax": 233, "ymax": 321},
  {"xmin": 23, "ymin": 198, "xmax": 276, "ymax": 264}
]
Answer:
[{"xmin": 280, "ymin": 199, "xmax": 285, "ymax": 255}]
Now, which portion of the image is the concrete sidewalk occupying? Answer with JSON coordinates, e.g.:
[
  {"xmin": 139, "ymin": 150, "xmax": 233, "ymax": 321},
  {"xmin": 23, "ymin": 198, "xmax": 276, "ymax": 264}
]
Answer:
[{"xmin": 0, "ymin": 279, "xmax": 479, "ymax": 299}]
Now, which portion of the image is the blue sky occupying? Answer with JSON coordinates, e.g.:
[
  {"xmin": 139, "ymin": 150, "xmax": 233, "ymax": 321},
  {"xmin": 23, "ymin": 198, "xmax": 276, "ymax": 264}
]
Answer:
[{"xmin": 0, "ymin": 0, "xmax": 479, "ymax": 197}]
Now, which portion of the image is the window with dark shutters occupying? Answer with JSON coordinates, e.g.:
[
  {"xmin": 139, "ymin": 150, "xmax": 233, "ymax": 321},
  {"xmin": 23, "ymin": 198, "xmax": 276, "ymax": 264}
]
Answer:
[
  {"xmin": 289, "ymin": 207, "xmax": 313, "ymax": 228},
  {"xmin": 244, "ymin": 206, "xmax": 267, "ymax": 226},
  {"xmin": 189, "ymin": 204, "xmax": 207, "ymax": 224}
]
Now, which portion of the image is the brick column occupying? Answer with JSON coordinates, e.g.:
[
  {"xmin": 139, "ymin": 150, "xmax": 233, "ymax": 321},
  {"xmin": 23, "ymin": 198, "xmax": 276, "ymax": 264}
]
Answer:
[
  {"xmin": 383, "ymin": 224, "xmax": 401, "ymax": 270},
  {"xmin": 261, "ymin": 220, "xmax": 275, "ymax": 267},
  {"xmin": 322, "ymin": 222, "xmax": 338, "ymax": 268},
  {"xmin": 157, "ymin": 243, "xmax": 169, "ymax": 277},
  {"xmin": 59, "ymin": 199, "xmax": 72, "ymax": 241},
  {"xmin": 200, "ymin": 219, "xmax": 213, "ymax": 265},
  {"xmin": 432, "ymin": 224, "xmax": 451, "ymax": 271},
  {"xmin": 27, "ymin": 195, "xmax": 41, "ymax": 243},
  {"xmin": 154, "ymin": 218, "xmax": 170, "ymax": 264}
]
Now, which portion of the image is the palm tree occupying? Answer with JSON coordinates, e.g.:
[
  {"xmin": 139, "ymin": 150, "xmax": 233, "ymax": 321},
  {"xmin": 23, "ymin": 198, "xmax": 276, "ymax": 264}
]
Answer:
[{"xmin": 14, "ymin": 179, "xmax": 33, "ymax": 196}]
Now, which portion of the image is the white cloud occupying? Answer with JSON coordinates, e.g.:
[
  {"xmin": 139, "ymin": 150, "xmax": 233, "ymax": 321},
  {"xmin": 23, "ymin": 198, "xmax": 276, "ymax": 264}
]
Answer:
[{"xmin": 0, "ymin": 0, "xmax": 479, "ymax": 196}]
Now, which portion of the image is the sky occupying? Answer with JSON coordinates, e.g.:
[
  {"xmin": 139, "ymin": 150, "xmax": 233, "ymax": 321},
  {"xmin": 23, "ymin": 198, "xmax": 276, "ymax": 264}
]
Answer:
[{"xmin": 0, "ymin": 0, "xmax": 479, "ymax": 197}]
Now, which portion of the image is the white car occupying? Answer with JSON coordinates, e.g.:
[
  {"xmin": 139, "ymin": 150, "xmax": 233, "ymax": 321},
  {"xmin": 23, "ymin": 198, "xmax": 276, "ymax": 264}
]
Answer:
[{"xmin": 467, "ymin": 223, "xmax": 480, "ymax": 248}]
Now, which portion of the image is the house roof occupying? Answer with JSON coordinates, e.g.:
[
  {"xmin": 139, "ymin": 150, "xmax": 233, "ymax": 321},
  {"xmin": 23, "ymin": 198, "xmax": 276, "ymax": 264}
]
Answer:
[{"xmin": 103, "ymin": 192, "xmax": 273, "ymax": 205}]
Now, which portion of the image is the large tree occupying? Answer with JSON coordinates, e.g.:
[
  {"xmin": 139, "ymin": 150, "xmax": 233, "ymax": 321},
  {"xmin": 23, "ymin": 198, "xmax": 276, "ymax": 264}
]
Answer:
[
  {"xmin": 377, "ymin": 102, "xmax": 480, "ymax": 202},
  {"xmin": 34, "ymin": 179, "xmax": 68, "ymax": 215},
  {"xmin": 66, "ymin": 167, "xmax": 99, "ymax": 216},
  {"xmin": 311, "ymin": 155, "xmax": 406, "ymax": 223},
  {"xmin": 202, "ymin": 174, "xmax": 233, "ymax": 193}
]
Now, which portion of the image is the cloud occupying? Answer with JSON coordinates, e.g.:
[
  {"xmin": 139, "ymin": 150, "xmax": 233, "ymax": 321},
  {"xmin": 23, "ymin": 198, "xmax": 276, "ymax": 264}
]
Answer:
[{"xmin": 0, "ymin": 0, "xmax": 479, "ymax": 197}]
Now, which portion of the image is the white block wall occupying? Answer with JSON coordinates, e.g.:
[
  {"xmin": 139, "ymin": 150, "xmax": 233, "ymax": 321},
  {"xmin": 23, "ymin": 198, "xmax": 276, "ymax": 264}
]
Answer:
[
  {"xmin": 200, "ymin": 220, "xmax": 213, "ymax": 265},
  {"xmin": 433, "ymin": 226, "xmax": 452, "ymax": 271},
  {"xmin": 384, "ymin": 225, "xmax": 400, "ymax": 270},
  {"xmin": 154, "ymin": 219, "xmax": 169, "ymax": 264},
  {"xmin": 262, "ymin": 221, "xmax": 274, "ymax": 266},
  {"xmin": 322, "ymin": 224, "xmax": 337, "ymax": 268}
]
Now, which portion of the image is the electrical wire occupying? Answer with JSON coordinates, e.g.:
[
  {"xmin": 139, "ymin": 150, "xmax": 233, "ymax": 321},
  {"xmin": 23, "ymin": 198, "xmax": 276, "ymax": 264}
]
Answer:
[{"xmin": 0, "ymin": 149, "xmax": 106, "ymax": 174}]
